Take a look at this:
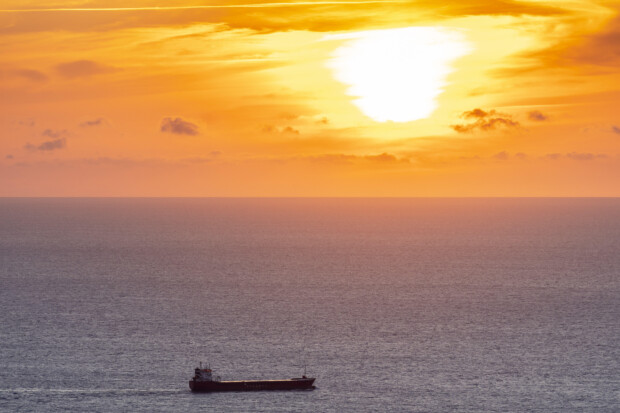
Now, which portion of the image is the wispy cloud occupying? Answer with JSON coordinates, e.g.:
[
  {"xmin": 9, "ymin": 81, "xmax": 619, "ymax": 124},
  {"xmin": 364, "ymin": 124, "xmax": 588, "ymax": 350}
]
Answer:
[
  {"xmin": 568, "ymin": 15, "xmax": 620, "ymax": 67},
  {"xmin": 55, "ymin": 60, "xmax": 116, "ymax": 79},
  {"xmin": 301, "ymin": 152, "xmax": 409, "ymax": 165},
  {"xmin": 13, "ymin": 68, "xmax": 48, "ymax": 82},
  {"xmin": 18, "ymin": 119, "xmax": 36, "ymax": 127},
  {"xmin": 545, "ymin": 152, "xmax": 608, "ymax": 161},
  {"xmin": 565, "ymin": 152, "xmax": 608, "ymax": 161},
  {"xmin": 0, "ymin": 0, "xmax": 568, "ymax": 34},
  {"xmin": 0, "ymin": 1, "xmax": 405, "ymax": 12}
]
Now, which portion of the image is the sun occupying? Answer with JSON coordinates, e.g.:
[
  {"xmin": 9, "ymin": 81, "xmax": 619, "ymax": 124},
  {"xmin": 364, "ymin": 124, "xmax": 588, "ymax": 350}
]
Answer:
[{"xmin": 325, "ymin": 27, "xmax": 471, "ymax": 123}]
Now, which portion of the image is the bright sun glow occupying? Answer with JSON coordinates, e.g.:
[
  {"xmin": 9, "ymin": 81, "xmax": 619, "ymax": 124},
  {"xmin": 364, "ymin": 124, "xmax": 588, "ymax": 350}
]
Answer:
[{"xmin": 326, "ymin": 27, "xmax": 471, "ymax": 123}]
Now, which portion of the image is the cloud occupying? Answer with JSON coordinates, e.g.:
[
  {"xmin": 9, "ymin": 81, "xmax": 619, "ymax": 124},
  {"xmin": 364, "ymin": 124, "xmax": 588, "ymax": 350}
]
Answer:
[
  {"xmin": 18, "ymin": 119, "xmax": 36, "ymax": 127},
  {"xmin": 262, "ymin": 125, "xmax": 300, "ymax": 134},
  {"xmin": 504, "ymin": 14, "xmax": 620, "ymax": 74},
  {"xmin": 42, "ymin": 129, "xmax": 67, "ymax": 139},
  {"xmin": 364, "ymin": 153, "xmax": 401, "ymax": 163},
  {"xmin": 54, "ymin": 60, "xmax": 116, "ymax": 78},
  {"xmin": 451, "ymin": 108, "xmax": 520, "ymax": 133},
  {"xmin": 463, "ymin": 108, "xmax": 492, "ymax": 119},
  {"xmin": 544, "ymin": 152, "xmax": 607, "ymax": 161},
  {"xmin": 304, "ymin": 152, "xmax": 408, "ymax": 165},
  {"xmin": 23, "ymin": 129, "xmax": 69, "ymax": 152},
  {"xmin": 471, "ymin": 151, "xmax": 608, "ymax": 163},
  {"xmin": 80, "ymin": 118, "xmax": 106, "ymax": 127},
  {"xmin": 24, "ymin": 138, "xmax": 66, "ymax": 152},
  {"xmin": 6, "ymin": 154, "xmax": 14, "ymax": 160},
  {"xmin": 11, "ymin": 155, "xmax": 224, "ymax": 168},
  {"xmin": 160, "ymin": 117, "xmax": 199, "ymax": 135},
  {"xmin": 13, "ymin": 69, "xmax": 48, "ymax": 82},
  {"xmin": 515, "ymin": 152, "xmax": 528, "ymax": 160},
  {"xmin": 0, "ymin": 1, "xmax": 567, "ymax": 34},
  {"xmin": 568, "ymin": 15, "xmax": 620, "ymax": 67},
  {"xmin": 612, "ymin": 126, "xmax": 620, "ymax": 135},
  {"xmin": 282, "ymin": 126, "xmax": 300, "ymax": 135},
  {"xmin": 528, "ymin": 110, "xmax": 548, "ymax": 121},
  {"xmin": 565, "ymin": 152, "xmax": 607, "ymax": 161},
  {"xmin": 487, "ymin": 151, "xmax": 528, "ymax": 161}
]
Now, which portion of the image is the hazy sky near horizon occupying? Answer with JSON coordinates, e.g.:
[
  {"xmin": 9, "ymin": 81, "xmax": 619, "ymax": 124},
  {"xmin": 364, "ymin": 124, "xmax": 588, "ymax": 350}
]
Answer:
[{"xmin": 1, "ymin": 0, "xmax": 619, "ymax": 196}]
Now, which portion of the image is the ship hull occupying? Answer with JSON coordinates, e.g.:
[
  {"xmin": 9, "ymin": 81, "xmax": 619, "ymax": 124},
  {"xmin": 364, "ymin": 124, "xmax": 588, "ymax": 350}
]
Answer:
[{"xmin": 190, "ymin": 378, "xmax": 315, "ymax": 392}]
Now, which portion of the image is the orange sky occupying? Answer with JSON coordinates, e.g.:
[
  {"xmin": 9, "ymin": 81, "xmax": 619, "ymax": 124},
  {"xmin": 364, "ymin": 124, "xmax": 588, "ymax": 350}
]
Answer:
[{"xmin": 1, "ymin": 0, "xmax": 619, "ymax": 196}]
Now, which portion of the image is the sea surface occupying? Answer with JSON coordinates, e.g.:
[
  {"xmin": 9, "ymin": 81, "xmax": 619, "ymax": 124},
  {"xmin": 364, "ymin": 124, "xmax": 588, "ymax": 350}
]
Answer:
[{"xmin": 1, "ymin": 198, "xmax": 619, "ymax": 412}]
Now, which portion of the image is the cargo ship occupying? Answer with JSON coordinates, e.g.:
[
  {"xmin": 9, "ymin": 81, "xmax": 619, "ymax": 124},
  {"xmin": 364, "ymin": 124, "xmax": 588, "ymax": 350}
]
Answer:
[{"xmin": 189, "ymin": 363, "xmax": 316, "ymax": 392}]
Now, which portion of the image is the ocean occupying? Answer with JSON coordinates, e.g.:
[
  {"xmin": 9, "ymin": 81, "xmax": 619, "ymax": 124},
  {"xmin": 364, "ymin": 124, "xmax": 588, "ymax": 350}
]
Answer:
[{"xmin": 1, "ymin": 198, "xmax": 618, "ymax": 412}]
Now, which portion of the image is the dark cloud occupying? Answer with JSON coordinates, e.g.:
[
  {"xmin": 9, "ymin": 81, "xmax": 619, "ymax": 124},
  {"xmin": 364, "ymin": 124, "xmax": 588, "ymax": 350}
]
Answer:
[
  {"xmin": 493, "ymin": 151, "xmax": 509, "ymax": 160},
  {"xmin": 6, "ymin": 154, "xmax": 14, "ymax": 160},
  {"xmin": 451, "ymin": 108, "xmax": 520, "ymax": 133},
  {"xmin": 463, "ymin": 108, "xmax": 492, "ymax": 119},
  {"xmin": 80, "ymin": 117, "xmax": 106, "ymax": 127},
  {"xmin": 160, "ymin": 117, "xmax": 199, "ymax": 136},
  {"xmin": 528, "ymin": 110, "xmax": 548, "ymax": 121},
  {"xmin": 13, "ymin": 69, "xmax": 48, "ymax": 82},
  {"xmin": 24, "ymin": 138, "xmax": 66, "ymax": 152},
  {"xmin": 42, "ymin": 129, "xmax": 67, "ymax": 139},
  {"xmin": 23, "ymin": 128, "xmax": 69, "ymax": 151},
  {"xmin": 612, "ymin": 126, "xmax": 620, "ymax": 135},
  {"xmin": 55, "ymin": 60, "xmax": 116, "ymax": 78}
]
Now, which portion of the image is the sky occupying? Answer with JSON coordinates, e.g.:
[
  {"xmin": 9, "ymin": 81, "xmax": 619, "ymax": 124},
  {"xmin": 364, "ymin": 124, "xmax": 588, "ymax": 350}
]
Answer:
[{"xmin": 1, "ymin": 0, "xmax": 619, "ymax": 196}]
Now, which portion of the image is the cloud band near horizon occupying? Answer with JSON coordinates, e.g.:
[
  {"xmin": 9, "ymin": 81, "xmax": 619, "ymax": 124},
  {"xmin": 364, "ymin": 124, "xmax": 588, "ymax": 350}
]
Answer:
[{"xmin": 0, "ymin": 1, "xmax": 405, "ymax": 13}]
